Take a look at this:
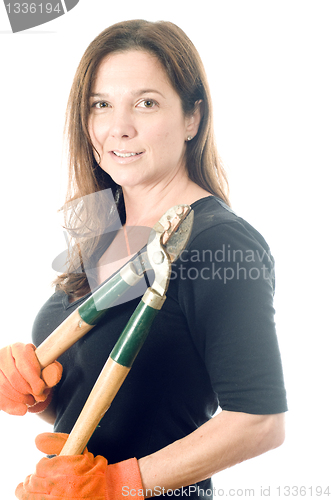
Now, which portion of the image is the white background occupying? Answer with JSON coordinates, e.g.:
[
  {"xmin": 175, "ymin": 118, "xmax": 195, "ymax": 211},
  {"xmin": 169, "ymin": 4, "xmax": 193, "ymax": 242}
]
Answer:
[{"xmin": 0, "ymin": 1, "xmax": 331, "ymax": 498}]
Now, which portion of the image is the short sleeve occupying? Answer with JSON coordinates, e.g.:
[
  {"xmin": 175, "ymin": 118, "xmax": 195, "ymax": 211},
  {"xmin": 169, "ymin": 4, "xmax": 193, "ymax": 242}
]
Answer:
[{"xmin": 175, "ymin": 219, "xmax": 287, "ymax": 414}]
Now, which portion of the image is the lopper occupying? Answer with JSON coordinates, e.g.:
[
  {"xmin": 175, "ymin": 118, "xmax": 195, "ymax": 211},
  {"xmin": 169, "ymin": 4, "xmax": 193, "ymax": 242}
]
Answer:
[{"xmin": 34, "ymin": 204, "xmax": 194, "ymax": 456}]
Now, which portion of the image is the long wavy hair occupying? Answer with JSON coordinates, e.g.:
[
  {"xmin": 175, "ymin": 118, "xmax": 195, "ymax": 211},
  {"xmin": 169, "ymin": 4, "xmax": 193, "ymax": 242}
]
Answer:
[{"xmin": 54, "ymin": 19, "xmax": 230, "ymax": 299}]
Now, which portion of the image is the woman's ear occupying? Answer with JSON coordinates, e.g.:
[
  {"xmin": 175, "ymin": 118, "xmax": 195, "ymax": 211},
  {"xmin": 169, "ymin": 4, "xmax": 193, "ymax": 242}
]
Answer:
[{"xmin": 185, "ymin": 100, "xmax": 203, "ymax": 140}]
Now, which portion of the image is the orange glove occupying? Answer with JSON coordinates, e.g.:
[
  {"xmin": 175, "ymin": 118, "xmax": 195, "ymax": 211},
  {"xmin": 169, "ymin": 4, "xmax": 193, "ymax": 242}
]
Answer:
[
  {"xmin": 15, "ymin": 433, "xmax": 143, "ymax": 500},
  {"xmin": 0, "ymin": 343, "xmax": 62, "ymax": 416}
]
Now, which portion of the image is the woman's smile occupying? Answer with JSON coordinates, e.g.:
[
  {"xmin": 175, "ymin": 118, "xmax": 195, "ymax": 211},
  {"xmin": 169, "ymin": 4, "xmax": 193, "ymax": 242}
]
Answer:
[{"xmin": 110, "ymin": 150, "xmax": 146, "ymax": 163}]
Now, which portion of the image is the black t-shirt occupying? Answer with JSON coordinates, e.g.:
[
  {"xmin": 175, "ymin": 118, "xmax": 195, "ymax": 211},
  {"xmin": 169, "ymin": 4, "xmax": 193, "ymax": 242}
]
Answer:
[{"xmin": 32, "ymin": 196, "xmax": 287, "ymax": 498}]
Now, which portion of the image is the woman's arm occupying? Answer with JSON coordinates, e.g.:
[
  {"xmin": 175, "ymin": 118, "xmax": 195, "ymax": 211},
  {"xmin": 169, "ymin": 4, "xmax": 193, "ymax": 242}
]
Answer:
[
  {"xmin": 16, "ymin": 409, "xmax": 284, "ymax": 500},
  {"xmin": 139, "ymin": 410, "xmax": 285, "ymax": 496}
]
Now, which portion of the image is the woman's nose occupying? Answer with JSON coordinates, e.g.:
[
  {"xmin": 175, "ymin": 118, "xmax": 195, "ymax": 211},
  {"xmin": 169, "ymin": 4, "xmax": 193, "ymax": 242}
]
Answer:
[{"xmin": 109, "ymin": 108, "xmax": 137, "ymax": 140}]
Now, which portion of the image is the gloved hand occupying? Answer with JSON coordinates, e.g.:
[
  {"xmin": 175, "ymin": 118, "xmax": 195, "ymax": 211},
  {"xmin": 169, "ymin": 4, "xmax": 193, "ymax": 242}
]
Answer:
[
  {"xmin": 0, "ymin": 343, "xmax": 62, "ymax": 416},
  {"xmin": 15, "ymin": 432, "xmax": 143, "ymax": 499}
]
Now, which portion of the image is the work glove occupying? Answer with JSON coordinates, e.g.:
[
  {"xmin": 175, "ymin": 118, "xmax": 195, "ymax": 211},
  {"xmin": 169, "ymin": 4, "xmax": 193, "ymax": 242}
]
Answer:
[
  {"xmin": 0, "ymin": 343, "xmax": 62, "ymax": 416},
  {"xmin": 15, "ymin": 432, "xmax": 143, "ymax": 499}
]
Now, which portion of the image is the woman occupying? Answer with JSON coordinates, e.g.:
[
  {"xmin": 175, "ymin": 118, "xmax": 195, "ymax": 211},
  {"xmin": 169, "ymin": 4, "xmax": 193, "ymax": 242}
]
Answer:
[{"xmin": 0, "ymin": 20, "xmax": 287, "ymax": 499}]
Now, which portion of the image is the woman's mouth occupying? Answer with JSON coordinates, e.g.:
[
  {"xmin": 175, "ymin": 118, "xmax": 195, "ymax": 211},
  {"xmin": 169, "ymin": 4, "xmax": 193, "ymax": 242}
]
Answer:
[
  {"xmin": 110, "ymin": 150, "xmax": 145, "ymax": 163},
  {"xmin": 113, "ymin": 151, "xmax": 142, "ymax": 158}
]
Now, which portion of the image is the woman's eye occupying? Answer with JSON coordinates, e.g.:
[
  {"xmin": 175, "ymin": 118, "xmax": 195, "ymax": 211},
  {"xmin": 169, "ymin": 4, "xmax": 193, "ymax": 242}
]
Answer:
[
  {"xmin": 137, "ymin": 99, "xmax": 157, "ymax": 109},
  {"xmin": 92, "ymin": 101, "xmax": 109, "ymax": 109}
]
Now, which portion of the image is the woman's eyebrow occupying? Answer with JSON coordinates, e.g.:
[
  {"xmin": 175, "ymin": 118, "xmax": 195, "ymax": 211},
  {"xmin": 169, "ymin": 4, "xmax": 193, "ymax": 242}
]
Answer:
[
  {"xmin": 89, "ymin": 89, "xmax": 165, "ymax": 99},
  {"xmin": 132, "ymin": 89, "xmax": 165, "ymax": 98},
  {"xmin": 89, "ymin": 93, "xmax": 108, "ymax": 99}
]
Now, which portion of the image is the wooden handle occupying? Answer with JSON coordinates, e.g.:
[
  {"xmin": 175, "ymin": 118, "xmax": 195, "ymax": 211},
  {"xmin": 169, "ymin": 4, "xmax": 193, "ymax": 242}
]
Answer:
[
  {"xmin": 35, "ymin": 310, "xmax": 93, "ymax": 369},
  {"xmin": 60, "ymin": 358, "xmax": 130, "ymax": 456},
  {"xmin": 59, "ymin": 289, "xmax": 164, "ymax": 456}
]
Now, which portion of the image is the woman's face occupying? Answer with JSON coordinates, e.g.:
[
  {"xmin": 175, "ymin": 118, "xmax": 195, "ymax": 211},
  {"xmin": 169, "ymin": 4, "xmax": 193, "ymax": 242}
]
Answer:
[{"xmin": 88, "ymin": 50, "xmax": 197, "ymax": 191}]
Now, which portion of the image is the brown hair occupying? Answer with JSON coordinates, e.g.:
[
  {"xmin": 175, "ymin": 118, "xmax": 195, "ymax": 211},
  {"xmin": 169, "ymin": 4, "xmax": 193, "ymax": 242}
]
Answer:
[{"xmin": 54, "ymin": 19, "xmax": 230, "ymax": 299}]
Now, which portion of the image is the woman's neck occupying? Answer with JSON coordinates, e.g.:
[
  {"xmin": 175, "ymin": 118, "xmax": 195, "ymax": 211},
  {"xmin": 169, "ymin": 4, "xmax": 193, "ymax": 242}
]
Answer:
[{"xmin": 122, "ymin": 176, "xmax": 211, "ymax": 228}]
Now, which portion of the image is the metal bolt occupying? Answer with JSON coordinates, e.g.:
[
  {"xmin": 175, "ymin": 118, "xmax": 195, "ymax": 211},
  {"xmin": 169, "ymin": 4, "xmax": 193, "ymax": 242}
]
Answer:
[{"xmin": 153, "ymin": 251, "xmax": 165, "ymax": 264}]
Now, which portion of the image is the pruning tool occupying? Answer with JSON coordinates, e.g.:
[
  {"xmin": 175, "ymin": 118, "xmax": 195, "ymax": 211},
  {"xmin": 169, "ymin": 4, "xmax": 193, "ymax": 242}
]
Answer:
[{"xmin": 34, "ymin": 204, "xmax": 194, "ymax": 456}]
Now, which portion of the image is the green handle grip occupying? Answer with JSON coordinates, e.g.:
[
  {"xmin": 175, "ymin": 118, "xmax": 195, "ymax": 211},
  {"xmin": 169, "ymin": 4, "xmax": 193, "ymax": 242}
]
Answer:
[
  {"xmin": 110, "ymin": 288, "xmax": 165, "ymax": 368},
  {"xmin": 79, "ymin": 264, "xmax": 141, "ymax": 325}
]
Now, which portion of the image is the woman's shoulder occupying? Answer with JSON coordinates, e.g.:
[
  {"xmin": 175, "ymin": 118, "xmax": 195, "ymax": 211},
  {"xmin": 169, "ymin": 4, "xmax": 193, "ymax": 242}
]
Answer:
[{"xmin": 188, "ymin": 196, "xmax": 271, "ymax": 256}]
